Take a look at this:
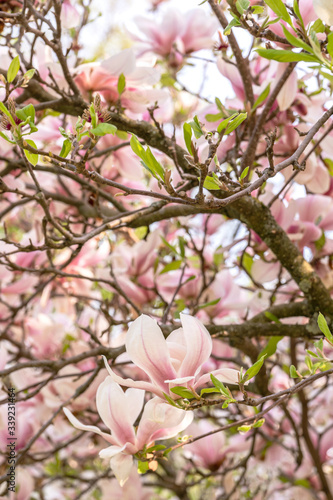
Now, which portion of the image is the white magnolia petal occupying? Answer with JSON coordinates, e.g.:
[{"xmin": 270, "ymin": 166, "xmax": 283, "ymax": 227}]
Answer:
[
  {"xmin": 110, "ymin": 454, "xmax": 134, "ymax": 487},
  {"xmin": 125, "ymin": 315, "xmax": 177, "ymax": 390},
  {"xmin": 178, "ymin": 314, "xmax": 212, "ymax": 378},
  {"xmin": 63, "ymin": 407, "xmax": 117, "ymax": 444}
]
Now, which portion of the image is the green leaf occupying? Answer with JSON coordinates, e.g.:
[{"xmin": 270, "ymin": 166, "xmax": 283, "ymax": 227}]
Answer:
[
  {"xmin": 183, "ymin": 122, "xmax": 193, "ymax": 155},
  {"xmin": 90, "ymin": 123, "xmax": 117, "ymax": 136},
  {"xmin": 202, "ymin": 176, "xmax": 221, "ymax": 190},
  {"xmin": 293, "ymin": 0, "xmax": 304, "ymax": 30},
  {"xmin": 146, "ymin": 444, "xmax": 166, "ymax": 453},
  {"xmin": 23, "ymin": 68, "xmax": 35, "ymax": 83},
  {"xmin": 210, "ymin": 373, "xmax": 231, "ymax": 398},
  {"xmin": 239, "ymin": 166, "xmax": 249, "ymax": 181},
  {"xmin": 242, "ymin": 252, "xmax": 253, "ymax": 274},
  {"xmin": 0, "ymin": 101, "xmax": 15, "ymax": 126},
  {"xmin": 253, "ymin": 418, "xmax": 265, "ymax": 428},
  {"xmin": 24, "ymin": 139, "xmax": 39, "ymax": 166},
  {"xmin": 162, "ymin": 392, "xmax": 180, "ymax": 407},
  {"xmin": 130, "ymin": 135, "xmax": 146, "ymax": 160},
  {"xmin": 137, "ymin": 461, "xmax": 149, "ymax": 474},
  {"xmin": 252, "ymin": 83, "xmax": 271, "ymax": 111},
  {"xmin": 200, "ymin": 387, "xmax": 221, "ymax": 396},
  {"xmin": 264, "ymin": 311, "xmax": 281, "ymax": 323},
  {"xmin": 317, "ymin": 312, "xmax": 333, "ymax": 344},
  {"xmin": 327, "ymin": 33, "xmax": 333, "ymax": 60},
  {"xmin": 59, "ymin": 138, "xmax": 72, "ymax": 158},
  {"xmin": 237, "ymin": 425, "xmax": 252, "ymax": 433},
  {"xmin": 16, "ymin": 104, "xmax": 35, "ymax": 123},
  {"xmin": 189, "ymin": 115, "xmax": 203, "ymax": 139},
  {"xmin": 205, "ymin": 112, "xmax": 225, "ymax": 122},
  {"xmin": 217, "ymin": 113, "xmax": 238, "ymax": 133},
  {"xmin": 160, "ymin": 260, "xmax": 182, "ymax": 275},
  {"xmin": 7, "ymin": 56, "xmax": 20, "ymax": 83},
  {"xmin": 281, "ymin": 25, "xmax": 314, "ymax": 53},
  {"xmin": 311, "ymin": 19, "xmax": 325, "ymax": 34},
  {"xmin": 263, "ymin": 0, "xmax": 292, "ymax": 25},
  {"xmin": 160, "ymin": 73, "xmax": 176, "ymax": 87},
  {"xmin": 198, "ymin": 298, "xmax": 221, "ymax": 310},
  {"xmin": 290, "ymin": 365, "xmax": 299, "ymax": 378},
  {"xmin": 252, "ymin": 5, "xmax": 264, "ymax": 14},
  {"xmin": 0, "ymin": 130, "xmax": 15, "ymax": 143},
  {"xmin": 145, "ymin": 147, "xmax": 165, "ymax": 181},
  {"xmin": 256, "ymin": 48, "xmax": 320, "ymax": 63},
  {"xmin": 258, "ymin": 336, "xmax": 283, "ymax": 360},
  {"xmin": 242, "ymin": 354, "xmax": 266, "ymax": 382},
  {"xmin": 170, "ymin": 386, "xmax": 195, "ymax": 399},
  {"xmin": 224, "ymin": 17, "xmax": 241, "ymax": 35},
  {"xmin": 117, "ymin": 73, "xmax": 126, "ymax": 95},
  {"xmin": 225, "ymin": 112, "xmax": 247, "ymax": 135}
]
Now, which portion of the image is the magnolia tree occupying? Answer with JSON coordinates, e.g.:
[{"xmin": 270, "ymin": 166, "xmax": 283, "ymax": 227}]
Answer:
[{"xmin": 2, "ymin": 0, "xmax": 333, "ymax": 498}]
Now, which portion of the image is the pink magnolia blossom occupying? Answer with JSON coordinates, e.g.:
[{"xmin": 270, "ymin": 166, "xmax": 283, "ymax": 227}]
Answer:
[
  {"xmin": 74, "ymin": 49, "xmax": 168, "ymax": 114},
  {"xmin": 132, "ymin": 8, "xmax": 217, "ymax": 66},
  {"xmin": 64, "ymin": 377, "xmax": 193, "ymax": 486},
  {"xmin": 103, "ymin": 314, "xmax": 242, "ymax": 399}
]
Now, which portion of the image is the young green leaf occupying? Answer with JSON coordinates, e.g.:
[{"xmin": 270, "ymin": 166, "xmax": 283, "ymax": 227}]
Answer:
[
  {"xmin": 183, "ymin": 122, "xmax": 193, "ymax": 155},
  {"xmin": 237, "ymin": 425, "xmax": 252, "ymax": 433},
  {"xmin": 0, "ymin": 130, "xmax": 15, "ymax": 143},
  {"xmin": 159, "ymin": 260, "xmax": 182, "ymax": 275},
  {"xmin": 317, "ymin": 312, "xmax": 333, "ymax": 344},
  {"xmin": 224, "ymin": 18, "xmax": 241, "ymax": 35},
  {"xmin": 170, "ymin": 386, "xmax": 195, "ymax": 399},
  {"xmin": 210, "ymin": 373, "xmax": 231, "ymax": 398},
  {"xmin": 16, "ymin": 104, "xmax": 35, "ymax": 123},
  {"xmin": 162, "ymin": 392, "xmax": 180, "ymax": 407},
  {"xmin": 137, "ymin": 461, "xmax": 149, "ymax": 474},
  {"xmin": 217, "ymin": 113, "xmax": 238, "ymax": 133},
  {"xmin": 239, "ymin": 166, "xmax": 249, "ymax": 181},
  {"xmin": 117, "ymin": 73, "xmax": 126, "ymax": 95},
  {"xmin": 225, "ymin": 112, "xmax": 247, "ymax": 135},
  {"xmin": 281, "ymin": 25, "xmax": 314, "ymax": 53},
  {"xmin": 242, "ymin": 354, "xmax": 266, "ymax": 382},
  {"xmin": 293, "ymin": 0, "xmax": 304, "ymax": 29},
  {"xmin": 23, "ymin": 139, "xmax": 39, "ymax": 166},
  {"xmin": 7, "ymin": 56, "xmax": 20, "ymax": 83},
  {"xmin": 0, "ymin": 101, "xmax": 15, "ymax": 126},
  {"xmin": 205, "ymin": 112, "xmax": 225, "ymax": 122},
  {"xmin": 189, "ymin": 115, "xmax": 203, "ymax": 139},
  {"xmin": 90, "ymin": 123, "xmax": 117, "ymax": 136},
  {"xmin": 252, "ymin": 83, "xmax": 271, "ymax": 111},
  {"xmin": 197, "ymin": 298, "xmax": 221, "ymax": 310},
  {"xmin": 253, "ymin": 418, "xmax": 265, "ymax": 428},
  {"xmin": 258, "ymin": 336, "xmax": 283, "ymax": 360},
  {"xmin": 202, "ymin": 176, "xmax": 221, "ymax": 190},
  {"xmin": 263, "ymin": 0, "xmax": 292, "ymax": 25},
  {"xmin": 59, "ymin": 138, "xmax": 72, "ymax": 158},
  {"xmin": 290, "ymin": 365, "xmax": 299, "ymax": 378},
  {"xmin": 256, "ymin": 48, "xmax": 320, "ymax": 63},
  {"xmin": 327, "ymin": 33, "xmax": 333, "ymax": 60}
]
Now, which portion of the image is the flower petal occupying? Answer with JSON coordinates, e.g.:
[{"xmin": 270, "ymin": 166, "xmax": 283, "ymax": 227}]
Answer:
[
  {"xmin": 125, "ymin": 315, "xmax": 177, "ymax": 391},
  {"xmin": 63, "ymin": 407, "xmax": 117, "ymax": 445},
  {"xmin": 96, "ymin": 377, "xmax": 142, "ymax": 445},
  {"xmin": 110, "ymin": 453, "xmax": 134, "ymax": 487},
  {"xmin": 178, "ymin": 314, "xmax": 212, "ymax": 378}
]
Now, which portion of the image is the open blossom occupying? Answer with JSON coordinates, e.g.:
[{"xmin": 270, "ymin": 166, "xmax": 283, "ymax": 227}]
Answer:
[
  {"xmin": 132, "ymin": 8, "xmax": 217, "ymax": 66},
  {"xmin": 104, "ymin": 314, "xmax": 242, "ymax": 400},
  {"xmin": 74, "ymin": 49, "xmax": 168, "ymax": 113},
  {"xmin": 64, "ymin": 377, "xmax": 192, "ymax": 486}
]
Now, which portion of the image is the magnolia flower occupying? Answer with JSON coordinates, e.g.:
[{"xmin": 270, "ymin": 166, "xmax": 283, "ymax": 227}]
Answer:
[
  {"xmin": 313, "ymin": 0, "xmax": 333, "ymax": 25},
  {"xmin": 64, "ymin": 377, "xmax": 193, "ymax": 486},
  {"xmin": 104, "ymin": 314, "xmax": 242, "ymax": 400}
]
